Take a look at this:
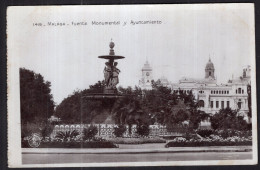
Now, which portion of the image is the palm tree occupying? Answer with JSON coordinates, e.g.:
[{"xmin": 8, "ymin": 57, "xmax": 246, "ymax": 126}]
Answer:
[{"xmin": 55, "ymin": 130, "xmax": 79, "ymax": 142}]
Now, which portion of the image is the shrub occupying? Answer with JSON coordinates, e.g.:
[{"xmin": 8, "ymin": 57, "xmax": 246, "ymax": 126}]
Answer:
[
  {"xmin": 197, "ymin": 129, "xmax": 213, "ymax": 137},
  {"xmin": 22, "ymin": 141, "xmax": 118, "ymax": 148},
  {"xmin": 165, "ymin": 140, "xmax": 252, "ymax": 147},
  {"xmin": 41, "ymin": 123, "xmax": 54, "ymax": 139},
  {"xmin": 136, "ymin": 124, "xmax": 150, "ymax": 137},
  {"xmin": 55, "ymin": 130, "xmax": 80, "ymax": 142},
  {"xmin": 83, "ymin": 125, "xmax": 98, "ymax": 141},
  {"xmin": 113, "ymin": 125, "xmax": 126, "ymax": 137},
  {"xmin": 107, "ymin": 137, "xmax": 166, "ymax": 144}
]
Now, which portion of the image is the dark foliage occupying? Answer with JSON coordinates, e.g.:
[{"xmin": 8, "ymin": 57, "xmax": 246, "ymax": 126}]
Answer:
[
  {"xmin": 210, "ymin": 108, "xmax": 248, "ymax": 131},
  {"xmin": 136, "ymin": 124, "xmax": 150, "ymax": 137},
  {"xmin": 55, "ymin": 130, "xmax": 80, "ymax": 142},
  {"xmin": 113, "ymin": 125, "xmax": 127, "ymax": 137},
  {"xmin": 54, "ymin": 81, "xmax": 117, "ymax": 124},
  {"xmin": 20, "ymin": 68, "xmax": 55, "ymax": 134},
  {"xmin": 83, "ymin": 125, "xmax": 98, "ymax": 141},
  {"xmin": 54, "ymin": 79, "xmax": 209, "ymax": 134},
  {"xmin": 196, "ymin": 129, "xmax": 214, "ymax": 137},
  {"xmin": 41, "ymin": 123, "xmax": 54, "ymax": 139},
  {"xmin": 22, "ymin": 141, "xmax": 118, "ymax": 148}
]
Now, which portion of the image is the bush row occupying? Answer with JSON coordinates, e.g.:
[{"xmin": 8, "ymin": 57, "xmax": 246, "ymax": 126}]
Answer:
[
  {"xmin": 107, "ymin": 137, "xmax": 166, "ymax": 144},
  {"xmin": 22, "ymin": 141, "xmax": 118, "ymax": 148},
  {"xmin": 165, "ymin": 141, "xmax": 252, "ymax": 147}
]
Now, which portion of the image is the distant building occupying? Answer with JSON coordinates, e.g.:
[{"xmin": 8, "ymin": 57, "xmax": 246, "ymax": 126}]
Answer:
[
  {"xmin": 139, "ymin": 59, "xmax": 251, "ymax": 120},
  {"xmin": 171, "ymin": 59, "xmax": 250, "ymax": 119},
  {"xmin": 139, "ymin": 61, "xmax": 153, "ymax": 90}
]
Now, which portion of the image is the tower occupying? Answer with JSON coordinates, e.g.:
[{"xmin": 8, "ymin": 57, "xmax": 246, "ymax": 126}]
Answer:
[
  {"xmin": 205, "ymin": 58, "xmax": 215, "ymax": 79},
  {"xmin": 139, "ymin": 61, "xmax": 153, "ymax": 90}
]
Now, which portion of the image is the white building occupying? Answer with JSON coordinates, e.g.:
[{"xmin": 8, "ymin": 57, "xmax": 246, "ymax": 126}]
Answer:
[
  {"xmin": 139, "ymin": 61, "xmax": 153, "ymax": 90},
  {"xmin": 139, "ymin": 59, "xmax": 251, "ymax": 119}
]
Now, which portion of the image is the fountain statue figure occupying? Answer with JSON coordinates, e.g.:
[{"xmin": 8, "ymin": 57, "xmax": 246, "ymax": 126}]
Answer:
[{"xmin": 99, "ymin": 40, "xmax": 124, "ymax": 94}]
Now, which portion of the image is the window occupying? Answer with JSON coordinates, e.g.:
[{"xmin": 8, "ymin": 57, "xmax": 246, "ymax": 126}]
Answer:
[
  {"xmin": 238, "ymin": 102, "xmax": 242, "ymax": 109},
  {"xmin": 238, "ymin": 88, "xmax": 241, "ymax": 94},
  {"xmin": 242, "ymin": 89, "xmax": 244, "ymax": 94},
  {"xmin": 227, "ymin": 91, "xmax": 229, "ymax": 94},
  {"xmin": 227, "ymin": 101, "xmax": 230, "ymax": 108},
  {"xmin": 216, "ymin": 101, "xmax": 219, "ymax": 108},
  {"xmin": 211, "ymin": 101, "xmax": 214, "ymax": 108},
  {"xmin": 238, "ymin": 99, "xmax": 242, "ymax": 109},
  {"xmin": 198, "ymin": 100, "xmax": 205, "ymax": 107},
  {"xmin": 216, "ymin": 91, "xmax": 218, "ymax": 94},
  {"xmin": 236, "ymin": 90, "xmax": 237, "ymax": 94},
  {"xmin": 221, "ymin": 101, "xmax": 224, "ymax": 109},
  {"xmin": 209, "ymin": 72, "xmax": 211, "ymax": 76}
]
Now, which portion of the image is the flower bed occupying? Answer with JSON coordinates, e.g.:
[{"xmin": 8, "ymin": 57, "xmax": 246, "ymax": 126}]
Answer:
[
  {"xmin": 22, "ymin": 141, "xmax": 118, "ymax": 148},
  {"xmin": 107, "ymin": 137, "xmax": 166, "ymax": 144},
  {"xmin": 165, "ymin": 135, "xmax": 252, "ymax": 147}
]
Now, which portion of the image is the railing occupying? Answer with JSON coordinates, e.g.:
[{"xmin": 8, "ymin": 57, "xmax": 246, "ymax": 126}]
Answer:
[{"xmin": 51, "ymin": 124, "xmax": 184, "ymax": 138}]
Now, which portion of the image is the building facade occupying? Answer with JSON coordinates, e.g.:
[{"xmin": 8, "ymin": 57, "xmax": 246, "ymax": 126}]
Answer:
[{"xmin": 139, "ymin": 59, "xmax": 251, "ymax": 119}]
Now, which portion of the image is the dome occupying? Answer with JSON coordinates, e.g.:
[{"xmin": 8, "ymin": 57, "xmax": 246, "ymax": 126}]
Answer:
[{"xmin": 205, "ymin": 58, "xmax": 214, "ymax": 70}]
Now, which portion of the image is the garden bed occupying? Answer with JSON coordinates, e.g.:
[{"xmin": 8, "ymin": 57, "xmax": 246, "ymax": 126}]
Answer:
[
  {"xmin": 165, "ymin": 135, "xmax": 252, "ymax": 147},
  {"xmin": 165, "ymin": 141, "xmax": 252, "ymax": 147},
  {"xmin": 22, "ymin": 141, "xmax": 118, "ymax": 148},
  {"xmin": 107, "ymin": 137, "xmax": 166, "ymax": 144}
]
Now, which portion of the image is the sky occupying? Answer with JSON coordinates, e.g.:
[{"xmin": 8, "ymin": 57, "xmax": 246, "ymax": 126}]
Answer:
[{"xmin": 7, "ymin": 4, "xmax": 255, "ymax": 104}]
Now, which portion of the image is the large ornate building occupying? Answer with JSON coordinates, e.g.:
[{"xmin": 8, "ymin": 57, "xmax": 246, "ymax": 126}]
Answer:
[{"xmin": 139, "ymin": 58, "xmax": 251, "ymax": 119}]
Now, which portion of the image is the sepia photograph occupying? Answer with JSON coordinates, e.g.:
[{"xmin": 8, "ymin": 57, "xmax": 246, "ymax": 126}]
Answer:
[{"xmin": 7, "ymin": 4, "xmax": 257, "ymax": 167}]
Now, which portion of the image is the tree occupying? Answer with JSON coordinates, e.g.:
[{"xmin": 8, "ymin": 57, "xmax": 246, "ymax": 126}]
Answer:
[
  {"xmin": 210, "ymin": 108, "xmax": 248, "ymax": 131},
  {"xmin": 55, "ymin": 81, "xmax": 106, "ymax": 123},
  {"xmin": 20, "ymin": 68, "xmax": 55, "ymax": 137}
]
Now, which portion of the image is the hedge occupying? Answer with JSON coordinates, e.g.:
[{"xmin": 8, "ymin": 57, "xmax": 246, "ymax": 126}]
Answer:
[
  {"xmin": 22, "ymin": 141, "xmax": 118, "ymax": 148},
  {"xmin": 165, "ymin": 141, "xmax": 252, "ymax": 147}
]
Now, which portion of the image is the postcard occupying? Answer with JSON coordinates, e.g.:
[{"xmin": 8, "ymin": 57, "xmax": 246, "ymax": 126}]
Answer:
[{"xmin": 7, "ymin": 4, "xmax": 257, "ymax": 167}]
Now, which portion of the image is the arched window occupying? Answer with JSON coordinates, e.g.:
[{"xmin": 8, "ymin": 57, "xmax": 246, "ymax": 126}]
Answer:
[
  {"xmin": 242, "ymin": 89, "xmax": 244, "ymax": 94},
  {"xmin": 227, "ymin": 91, "xmax": 229, "ymax": 94},
  {"xmin": 216, "ymin": 91, "xmax": 218, "ymax": 94},
  {"xmin": 236, "ymin": 89, "xmax": 238, "ymax": 94},
  {"xmin": 198, "ymin": 100, "xmax": 205, "ymax": 107}
]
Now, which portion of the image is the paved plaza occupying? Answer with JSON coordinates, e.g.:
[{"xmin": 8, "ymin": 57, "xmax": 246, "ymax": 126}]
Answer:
[{"xmin": 22, "ymin": 144, "xmax": 252, "ymax": 164}]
